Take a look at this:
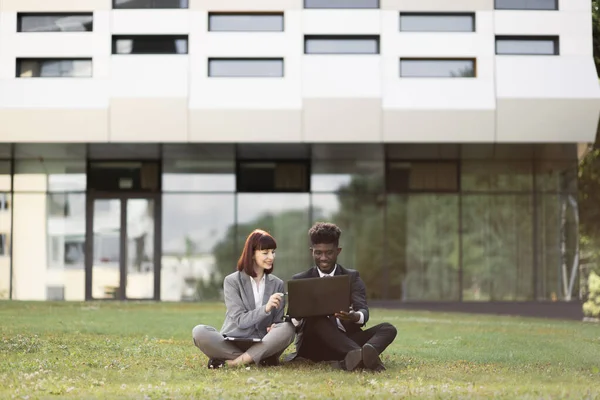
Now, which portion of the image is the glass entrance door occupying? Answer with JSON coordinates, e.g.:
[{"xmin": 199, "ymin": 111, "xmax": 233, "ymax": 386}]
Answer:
[{"xmin": 85, "ymin": 195, "xmax": 159, "ymax": 300}]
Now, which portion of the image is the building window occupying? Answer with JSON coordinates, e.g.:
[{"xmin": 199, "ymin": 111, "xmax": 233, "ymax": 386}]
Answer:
[
  {"xmin": 386, "ymin": 161, "xmax": 459, "ymax": 193},
  {"xmin": 17, "ymin": 13, "xmax": 93, "ymax": 32},
  {"xmin": 496, "ymin": 36, "xmax": 559, "ymax": 55},
  {"xmin": 304, "ymin": 0, "xmax": 379, "ymax": 8},
  {"xmin": 0, "ymin": 233, "xmax": 7, "ymax": 256},
  {"xmin": 208, "ymin": 12, "xmax": 284, "ymax": 32},
  {"xmin": 208, "ymin": 58, "xmax": 284, "ymax": 78},
  {"xmin": 112, "ymin": 35, "xmax": 188, "ymax": 54},
  {"xmin": 16, "ymin": 58, "xmax": 92, "ymax": 78},
  {"xmin": 495, "ymin": 0, "xmax": 557, "ymax": 10},
  {"xmin": 304, "ymin": 35, "xmax": 380, "ymax": 54},
  {"xmin": 400, "ymin": 59, "xmax": 476, "ymax": 78},
  {"xmin": 0, "ymin": 194, "xmax": 9, "ymax": 210},
  {"xmin": 113, "ymin": 0, "xmax": 188, "ymax": 9},
  {"xmin": 237, "ymin": 161, "xmax": 310, "ymax": 192},
  {"xmin": 46, "ymin": 285, "xmax": 65, "ymax": 301},
  {"xmin": 399, "ymin": 13, "xmax": 475, "ymax": 32}
]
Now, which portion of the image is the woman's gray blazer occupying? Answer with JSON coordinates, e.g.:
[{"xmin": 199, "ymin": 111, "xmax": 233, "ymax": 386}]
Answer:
[{"xmin": 220, "ymin": 270, "xmax": 286, "ymax": 339}]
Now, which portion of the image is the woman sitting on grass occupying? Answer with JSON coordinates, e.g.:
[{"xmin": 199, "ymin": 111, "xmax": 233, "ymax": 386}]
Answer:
[{"xmin": 192, "ymin": 229, "xmax": 294, "ymax": 368}]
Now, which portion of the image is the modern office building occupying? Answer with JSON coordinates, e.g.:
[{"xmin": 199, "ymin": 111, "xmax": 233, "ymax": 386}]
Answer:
[{"xmin": 0, "ymin": 0, "xmax": 598, "ymax": 303}]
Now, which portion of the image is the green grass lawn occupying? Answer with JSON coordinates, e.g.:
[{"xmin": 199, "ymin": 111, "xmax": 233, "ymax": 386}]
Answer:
[{"xmin": 1, "ymin": 302, "xmax": 599, "ymax": 399}]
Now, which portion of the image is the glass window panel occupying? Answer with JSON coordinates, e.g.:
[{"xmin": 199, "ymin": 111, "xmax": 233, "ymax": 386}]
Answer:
[
  {"xmin": 92, "ymin": 199, "xmax": 120, "ymax": 299},
  {"xmin": 126, "ymin": 198, "xmax": 155, "ymax": 299},
  {"xmin": 461, "ymin": 161, "xmax": 532, "ymax": 192},
  {"xmin": 113, "ymin": 0, "xmax": 188, "ymax": 8},
  {"xmin": 535, "ymin": 161, "xmax": 577, "ymax": 194},
  {"xmin": 462, "ymin": 195, "xmax": 534, "ymax": 301},
  {"xmin": 386, "ymin": 144, "xmax": 459, "ymax": 160},
  {"xmin": 0, "ymin": 193, "xmax": 12, "ymax": 299},
  {"xmin": 13, "ymin": 193, "xmax": 85, "ymax": 300},
  {"xmin": 536, "ymin": 194, "xmax": 578, "ymax": 300},
  {"xmin": 18, "ymin": 13, "xmax": 93, "ymax": 32},
  {"xmin": 304, "ymin": 0, "xmax": 379, "ymax": 8},
  {"xmin": 162, "ymin": 194, "xmax": 235, "ymax": 301},
  {"xmin": 17, "ymin": 59, "xmax": 92, "ymax": 78},
  {"xmin": 15, "ymin": 143, "xmax": 86, "ymax": 159},
  {"xmin": 387, "ymin": 161, "xmax": 459, "ymax": 193},
  {"xmin": 386, "ymin": 194, "xmax": 459, "ymax": 300},
  {"xmin": 400, "ymin": 59, "xmax": 475, "ymax": 77},
  {"xmin": 208, "ymin": 58, "xmax": 284, "ymax": 77},
  {"xmin": 311, "ymin": 160, "xmax": 384, "ymax": 193},
  {"xmin": 495, "ymin": 0, "xmax": 557, "ymax": 10},
  {"xmin": 496, "ymin": 37, "xmax": 558, "ymax": 55},
  {"xmin": 14, "ymin": 159, "xmax": 86, "ymax": 192},
  {"xmin": 305, "ymin": 36, "xmax": 379, "ymax": 54},
  {"xmin": 236, "ymin": 194, "xmax": 311, "ymax": 283},
  {"xmin": 0, "ymin": 161, "xmax": 10, "ymax": 191},
  {"xmin": 400, "ymin": 13, "xmax": 475, "ymax": 32},
  {"xmin": 209, "ymin": 13, "xmax": 284, "ymax": 32},
  {"xmin": 163, "ymin": 160, "xmax": 235, "ymax": 192},
  {"xmin": 311, "ymin": 194, "xmax": 384, "ymax": 299},
  {"xmin": 113, "ymin": 35, "xmax": 188, "ymax": 54}
]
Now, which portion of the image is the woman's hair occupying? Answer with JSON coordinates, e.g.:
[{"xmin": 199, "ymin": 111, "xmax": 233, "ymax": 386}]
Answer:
[
  {"xmin": 237, "ymin": 229, "xmax": 277, "ymax": 277},
  {"xmin": 308, "ymin": 222, "xmax": 342, "ymax": 247}
]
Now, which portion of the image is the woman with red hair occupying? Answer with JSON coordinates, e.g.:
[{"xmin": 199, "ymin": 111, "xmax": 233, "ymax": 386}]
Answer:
[{"xmin": 192, "ymin": 229, "xmax": 294, "ymax": 368}]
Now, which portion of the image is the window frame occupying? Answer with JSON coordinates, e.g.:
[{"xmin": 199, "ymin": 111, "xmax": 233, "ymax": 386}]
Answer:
[
  {"xmin": 495, "ymin": 35, "xmax": 560, "ymax": 56},
  {"xmin": 304, "ymin": 35, "xmax": 380, "ymax": 55},
  {"xmin": 111, "ymin": 34, "xmax": 189, "ymax": 55},
  {"xmin": 494, "ymin": 0, "xmax": 558, "ymax": 10},
  {"xmin": 112, "ymin": 0, "xmax": 189, "ymax": 9},
  {"xmin": 399, "ymin": 12, "xmax": 476, "ymax": 32},
  {"xmin": 399, "ymin": 58, "xmax": 477, "ymax": 78},
  {"xmin": 17, "ymin": 12, "xmax": 94, "ymax": 32},
  {"xmin": 208, "ymin": 12, "xmax": 285, "ymax": 32},
  {"xmin": 304, "ymin": 0, "xmax": 379, "ymax": 8},
  {"xmin": 16, "ymin": 58, "xmax": 93, "ymax": 78},
  {"xmin": 207, "ymin": 58, "xmax": 285, "ymax": 78}
]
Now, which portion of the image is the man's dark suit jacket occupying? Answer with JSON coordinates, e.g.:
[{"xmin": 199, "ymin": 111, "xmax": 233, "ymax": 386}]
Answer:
[{"xmin": 285, "ymin": 264, "xmax": 369, "ymax": 360}]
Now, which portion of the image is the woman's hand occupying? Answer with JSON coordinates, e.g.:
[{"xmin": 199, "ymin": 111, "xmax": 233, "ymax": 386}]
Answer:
[{"xmin": 265, "ymin": 293, "xmax": 283, "ymax": 313}]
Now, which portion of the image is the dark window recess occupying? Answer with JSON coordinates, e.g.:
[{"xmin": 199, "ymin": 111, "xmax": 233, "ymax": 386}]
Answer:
[
  {"xmin": 112, "ymin": 35, "xmax": 188, "ymax": 54},
  {"xmin": 237, "ymin": 161, "xmax": 309, "ymax": 192},
  {"xmin": 0, "ymin": 193, "xmax": 9, "ymax": 210},
  {"xmin": 113, "ymin": 0, "xmax": 189, "ymax": 9},
  {"xmin": 18, "ymin": 13, "xmax": 93, "ymax": 32},
  {"xmin": 16, "ymin": 58, "xmax": 92, "ymax": 78},
  {"xmin": 0, "ymin": 233, "xmax": 7, "ymax": 256},
  {"xmin": 88, "ymin": 161, "xmax": 160, "ymax": 191},
  {"xmin": 387, "ymin": 161, "xmax": 459, "ymax": 193},
  {"xmin": 495, "ymin": 0, "xmax": 557, "ymax": 10}
]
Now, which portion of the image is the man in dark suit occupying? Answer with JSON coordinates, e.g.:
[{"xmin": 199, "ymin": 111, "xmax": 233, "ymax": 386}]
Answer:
[{"xmin": 286, "ymin": 222, "xmax": 397, "ymax": 372}]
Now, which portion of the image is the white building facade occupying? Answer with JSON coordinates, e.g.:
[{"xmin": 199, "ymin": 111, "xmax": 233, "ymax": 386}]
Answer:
[{"xmin": 0, "ymin": 0, "xmax": 598, "ymax": 303}]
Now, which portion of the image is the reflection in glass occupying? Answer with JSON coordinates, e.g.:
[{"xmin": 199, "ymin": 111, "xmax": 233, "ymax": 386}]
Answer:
[
  {"xmin": 305, "ymin": 36, "xmax": 379, "ymax": 54},
  {"xmin": 162, "ymin": 194, "xmax": 235, "ymax": 301},
  {"xmin": 19, "ymin": 14, "xmax": 93, "ymax": 32},
  {"xmin": 113, "ymin": 36, "xmax": 188, "ymax": 54},
  {"xmin": 237, "ymin": 194, "xmax": 311, "ymax": 283},
  {"xmin": 400, "ymin": 13, "xmax": 474, "ymax": 32},
  {"xmin": 496, "ymin": 37, "xmax": 557, "ymax": 55},
  {"xmin": 126, "ymin": 199, "xmax": 155, "ymax": 299},
  {"xmin": 461, "ymin": 161, "xmax": 532, "ymax": 192},
  {"xmin": 311, "ymin": 160, "xmax": 384, "ymax": 193},
  {"xmin": 17, "ymin": 59, "xmax": 92, "ymax": 78},
  {"xmin": 14, "ymin": 159, "xmax": 86, "ymax": 192},
  {"xmin": 0, "ymin": 193, "xmax": 11, "ymax": 299},
  {"xmin": 208, "ymin": 59, "xmax": 284, "ymax": 78},
  {"xmin": 495, "ymin": 0, "xmax": 557, "ymax": 10},
  {"xmin": 462, "ymin": 195, "xmax": 534, "ymax": 301},
  {"xmin": 162, "ymin": 160, "xmax": 235, "ymax": 192},
  {"xmin": 304, "ymin": 0, "xmax": 379, "ymax": 8},
  {"xmin": 535, "ymin": 161, "xmax": 577, "ymax": 193},
  {"xmin": 209, "ymin": 13, "xmax": 284, "ymax": 32},
  {"xmin": 386, "ymin": 195, "xmax": 459, "ymax": 301},
  {"xmin": 114, "ymin": 0, "xmax": 189, "ymax": 8},
  {"xmin": 92, "ymin": 199, "xmax": 121, "ymax": 299},
  {"xmin": 311, "ymin": 194, "xmax": 385, "ymax": 299},
  {"xmin": 400, "ymin": 59, "xmax": 475, "ymax": 78}
]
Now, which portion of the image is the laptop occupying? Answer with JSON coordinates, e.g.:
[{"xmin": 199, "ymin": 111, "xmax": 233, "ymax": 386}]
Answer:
[
  {"xmin": 286, "ymin": 274, "xmax": 351, "ymax": 318},
  {"xmin": 223, "ymin": 337, "xmax": 261, "ymax": 351}
]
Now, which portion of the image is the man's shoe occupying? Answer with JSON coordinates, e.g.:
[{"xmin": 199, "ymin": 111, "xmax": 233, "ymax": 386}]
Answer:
[
  {"xmin": 260, "ymin": 355, "xmax": 280, "ymax": 367},
  {"xmin": 362, "ymin": 344, "xmax": 385, "ymax": 372},
  {"xmin": 207, "ymin": 358, "xmax": 225, "ymax": 369},
  {"xmin": 343, "ymin": 349, "xmax": 363, "ymax": 371}
]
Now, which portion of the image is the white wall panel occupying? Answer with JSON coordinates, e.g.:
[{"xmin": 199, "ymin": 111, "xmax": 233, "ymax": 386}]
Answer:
[
  {"xmin": 496, "ymin": 57, "xmax": 600, "ymax": 99},
  {"xmin": 201, "ymin": 34, "xmax": 291, "ymax": 57},
  {"xmin": 110, "ymin": 56, "xmax": 189, "ymax": 97},
  {"xmin": 302, "ymin": 10, "xmax": 381, "ymax": 34},
  {"xmin": 111, "ymin": 10, "xmax": 191, "ymax": 34},
  {"xmin": 560, "ymin": 0, "xmax": 592, "ymax": 11},
  {"xmin": 0, "ymin": 79, "xmax": 110, "ymax": 108},
  {"xmin": 303, "ymin": 57, "xmax": 381, "ymax": 98}
]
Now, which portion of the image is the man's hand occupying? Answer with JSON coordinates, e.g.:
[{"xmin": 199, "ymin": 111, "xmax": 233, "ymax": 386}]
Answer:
[
  {"xmin": 335, "ymin": 310, "xmax": 360, "ymax": 323},
  {"xmin": 266, "ymin": 323, "xmax": 276, "ymax": 333}
]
